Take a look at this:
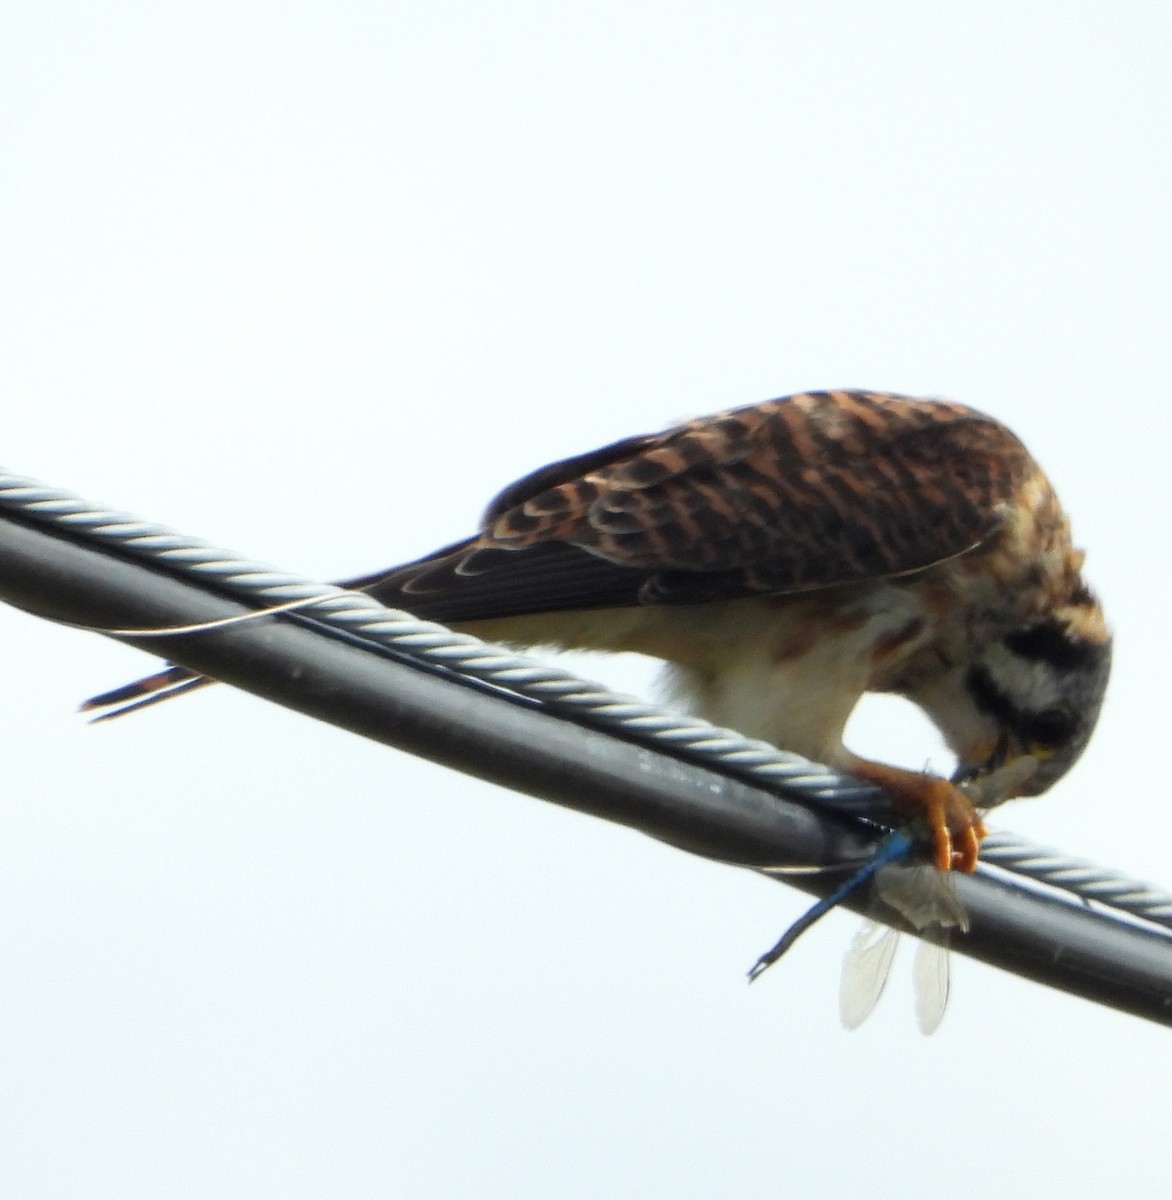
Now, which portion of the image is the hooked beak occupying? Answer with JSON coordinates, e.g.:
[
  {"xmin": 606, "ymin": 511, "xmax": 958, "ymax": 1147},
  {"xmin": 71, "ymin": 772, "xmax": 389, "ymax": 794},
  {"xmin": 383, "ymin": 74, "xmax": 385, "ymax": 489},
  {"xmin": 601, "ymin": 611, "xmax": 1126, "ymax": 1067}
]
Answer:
[{"xmin": 951, "ymin": 732, "xmax": 1038, "ymax": 807}]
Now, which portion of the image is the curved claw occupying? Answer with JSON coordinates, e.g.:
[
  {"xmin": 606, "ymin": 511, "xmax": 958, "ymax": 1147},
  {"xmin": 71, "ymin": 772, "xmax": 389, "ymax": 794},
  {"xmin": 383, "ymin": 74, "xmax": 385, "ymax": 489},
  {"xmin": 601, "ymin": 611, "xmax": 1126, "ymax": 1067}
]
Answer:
[
  {"xmin": 844, "ymin": 759, "xmax": 987, "ymax": 873},
  {"xmin": 922, "ymin": 781, "xmax": 986, "ymax": 873}
]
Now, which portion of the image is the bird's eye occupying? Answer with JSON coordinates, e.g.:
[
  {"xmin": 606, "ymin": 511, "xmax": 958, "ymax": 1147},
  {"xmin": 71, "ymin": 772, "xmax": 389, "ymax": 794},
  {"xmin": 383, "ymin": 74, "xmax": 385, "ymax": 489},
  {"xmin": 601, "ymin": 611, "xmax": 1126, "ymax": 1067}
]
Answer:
[{"xmin": 1028, "ymin": 707, "xmax": 1075, "ymax": 750}]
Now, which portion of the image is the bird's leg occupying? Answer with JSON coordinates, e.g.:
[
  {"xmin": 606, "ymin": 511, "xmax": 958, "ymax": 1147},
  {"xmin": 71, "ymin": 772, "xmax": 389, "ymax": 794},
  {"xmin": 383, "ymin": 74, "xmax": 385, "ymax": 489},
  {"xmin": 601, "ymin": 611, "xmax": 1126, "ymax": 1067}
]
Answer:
[{"xmin": 841, "ymin": 759, "xmax": 987, "ymax": 873}]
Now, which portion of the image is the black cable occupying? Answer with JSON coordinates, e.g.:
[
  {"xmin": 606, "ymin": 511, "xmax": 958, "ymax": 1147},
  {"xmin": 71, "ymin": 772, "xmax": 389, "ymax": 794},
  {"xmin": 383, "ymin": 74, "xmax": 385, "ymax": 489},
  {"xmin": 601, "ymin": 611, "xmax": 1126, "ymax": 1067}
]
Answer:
[{"xmin": 0, "ymin": 472, "xmax": 1168, "ymax": 1026}]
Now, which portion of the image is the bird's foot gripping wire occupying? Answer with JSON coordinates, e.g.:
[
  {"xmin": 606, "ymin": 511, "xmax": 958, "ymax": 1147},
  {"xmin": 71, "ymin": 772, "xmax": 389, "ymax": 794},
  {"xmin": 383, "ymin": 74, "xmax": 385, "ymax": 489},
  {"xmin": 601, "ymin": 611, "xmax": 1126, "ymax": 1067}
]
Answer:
[
  {"xmin": 747, "ymin": 755, "xmax": 1037, "ymax": 983},
  {"xmin": 840, "ymin": 761, "xmax": 988, "ymax": 873}
]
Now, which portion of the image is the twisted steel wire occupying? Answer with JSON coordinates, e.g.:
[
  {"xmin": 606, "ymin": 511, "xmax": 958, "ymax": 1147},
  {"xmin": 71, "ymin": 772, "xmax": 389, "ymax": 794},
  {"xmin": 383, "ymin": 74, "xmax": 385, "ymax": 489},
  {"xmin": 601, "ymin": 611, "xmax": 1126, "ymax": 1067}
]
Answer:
[
  {"xmin": 1, "ymin": 467, "xmax": 1170, "ymax": 939},
  {"xmin": 979, "ymin": 833, "xmax": 1172, "ymax": 925}
]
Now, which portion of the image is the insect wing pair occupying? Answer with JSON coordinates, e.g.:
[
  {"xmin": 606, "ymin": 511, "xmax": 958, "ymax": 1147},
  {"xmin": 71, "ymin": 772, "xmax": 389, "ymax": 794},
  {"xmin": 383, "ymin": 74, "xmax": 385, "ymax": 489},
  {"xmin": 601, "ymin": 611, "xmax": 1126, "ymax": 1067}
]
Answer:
[
  {"xmin": 755, "ymin": 757, "xmax": 1035, "ymax": 1032},
  {"xmin": 837, "ymin": 757, "xmax": 1036, "ymax": 1033},
  {"xmin": 839, "ymin": 862, "xmax": 968, "ymax": 1035}
]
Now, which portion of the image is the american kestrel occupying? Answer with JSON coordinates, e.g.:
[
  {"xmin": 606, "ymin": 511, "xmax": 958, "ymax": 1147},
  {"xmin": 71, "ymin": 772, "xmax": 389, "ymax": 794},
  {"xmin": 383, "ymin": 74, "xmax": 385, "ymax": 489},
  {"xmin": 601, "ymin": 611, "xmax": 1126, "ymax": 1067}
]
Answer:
[{"xmin": 86, "ymin": 390, "xmax": 1111, "ymax": 872}]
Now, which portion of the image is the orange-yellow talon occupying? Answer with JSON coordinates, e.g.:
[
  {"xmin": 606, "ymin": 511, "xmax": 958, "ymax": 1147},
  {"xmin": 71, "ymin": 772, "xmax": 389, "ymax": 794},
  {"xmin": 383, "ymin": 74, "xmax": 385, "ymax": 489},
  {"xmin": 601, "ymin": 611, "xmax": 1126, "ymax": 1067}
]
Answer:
[
  {"xmin": 931, "ymin": 820, "xmax": 954, "ymax": 873},
  {"xmin": 843, "ymin": 759, "xmax": 987, "ymax": 872}
]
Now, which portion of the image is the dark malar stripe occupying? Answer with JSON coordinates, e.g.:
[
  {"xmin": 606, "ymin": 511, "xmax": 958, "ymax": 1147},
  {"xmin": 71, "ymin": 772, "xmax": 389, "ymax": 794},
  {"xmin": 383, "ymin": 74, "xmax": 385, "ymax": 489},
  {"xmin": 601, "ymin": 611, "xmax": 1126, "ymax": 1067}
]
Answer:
[{"xmin": 965, "ymin": 664, "xmax": 1020, "ymax": 730}]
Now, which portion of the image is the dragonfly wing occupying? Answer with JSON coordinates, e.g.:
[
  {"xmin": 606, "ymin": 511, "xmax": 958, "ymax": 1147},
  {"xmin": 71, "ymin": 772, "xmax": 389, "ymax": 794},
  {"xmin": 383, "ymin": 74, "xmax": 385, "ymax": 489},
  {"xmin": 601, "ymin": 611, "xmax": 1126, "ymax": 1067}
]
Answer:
[
  {"xmin": 872, "ymin": 862, "xmax": 967, "ymax": 1034},
  {"xmin": 912, "ymin": 938, "xmax": 951, "ymax": 1036},
  {"xmin": 875, "ymin": 863, "xmax": 968, "ymax": 933},
  {"xmin": 839, "ymin": 920, "xmax": 900, "ymax": 1030}
]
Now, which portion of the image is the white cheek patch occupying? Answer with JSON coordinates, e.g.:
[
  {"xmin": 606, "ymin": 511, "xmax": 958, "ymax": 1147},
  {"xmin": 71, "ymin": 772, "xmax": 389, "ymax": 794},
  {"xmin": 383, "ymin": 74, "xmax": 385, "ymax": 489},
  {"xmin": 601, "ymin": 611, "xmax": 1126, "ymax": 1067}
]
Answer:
[{"xmin": 981, "ymin": 642, "xmax": 1069, "ymax": 711}]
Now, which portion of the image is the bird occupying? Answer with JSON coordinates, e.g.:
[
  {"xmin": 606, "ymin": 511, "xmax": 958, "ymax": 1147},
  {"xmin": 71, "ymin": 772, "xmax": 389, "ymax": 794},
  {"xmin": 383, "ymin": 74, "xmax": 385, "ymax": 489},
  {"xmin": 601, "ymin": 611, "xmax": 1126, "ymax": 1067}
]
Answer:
[{"xmin": 84, "ymin": 389, "xmax": 1111, "ymax": 872}]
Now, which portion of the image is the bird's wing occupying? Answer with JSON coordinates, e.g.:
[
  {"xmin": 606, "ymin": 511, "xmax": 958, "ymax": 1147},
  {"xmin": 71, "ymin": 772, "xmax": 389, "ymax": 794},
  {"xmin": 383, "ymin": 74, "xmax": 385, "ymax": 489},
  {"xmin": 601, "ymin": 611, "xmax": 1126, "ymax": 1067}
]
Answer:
[
  {"xmin": 83, "ymin": 390, "xmax": 1033, "ymax": 715},
  {"xmin": 350, "ymin": 389, "xmax": 1033, "ymax": 622}
]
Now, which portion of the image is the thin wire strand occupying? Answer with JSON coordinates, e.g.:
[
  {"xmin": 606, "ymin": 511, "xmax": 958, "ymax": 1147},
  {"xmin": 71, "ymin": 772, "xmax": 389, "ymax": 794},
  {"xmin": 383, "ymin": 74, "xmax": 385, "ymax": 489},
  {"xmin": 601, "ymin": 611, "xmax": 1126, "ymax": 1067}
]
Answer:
[{"xmin": 2, "ymin": 468, "xmax": 1170, "ymax": 940}]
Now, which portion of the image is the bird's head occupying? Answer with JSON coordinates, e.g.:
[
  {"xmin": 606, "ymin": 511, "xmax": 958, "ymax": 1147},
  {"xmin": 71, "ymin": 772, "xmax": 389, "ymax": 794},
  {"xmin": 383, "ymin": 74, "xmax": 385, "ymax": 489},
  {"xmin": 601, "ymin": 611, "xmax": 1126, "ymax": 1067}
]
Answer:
[{"xmin": 935, "ymin": 589, "xmax": 1112, "ymax": 802}]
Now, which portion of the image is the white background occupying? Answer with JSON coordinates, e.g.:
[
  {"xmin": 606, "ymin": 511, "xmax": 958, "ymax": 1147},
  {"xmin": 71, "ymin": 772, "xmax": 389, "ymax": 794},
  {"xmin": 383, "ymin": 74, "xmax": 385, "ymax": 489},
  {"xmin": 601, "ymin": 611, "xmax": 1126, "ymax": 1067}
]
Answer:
[{"xmin": 2, "ymin": 3, "xmax": 1171, "ymax": 1197}]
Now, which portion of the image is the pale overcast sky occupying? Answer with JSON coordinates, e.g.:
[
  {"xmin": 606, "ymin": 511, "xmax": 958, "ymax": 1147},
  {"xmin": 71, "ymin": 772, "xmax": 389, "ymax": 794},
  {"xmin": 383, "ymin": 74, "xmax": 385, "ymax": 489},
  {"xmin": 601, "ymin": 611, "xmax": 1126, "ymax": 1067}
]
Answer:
[{"xmin": 2, "ymin": 4, "xmax": 1171, "ymax": 1197}]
